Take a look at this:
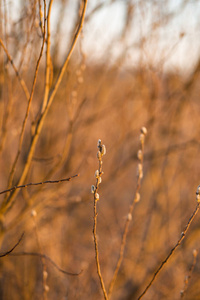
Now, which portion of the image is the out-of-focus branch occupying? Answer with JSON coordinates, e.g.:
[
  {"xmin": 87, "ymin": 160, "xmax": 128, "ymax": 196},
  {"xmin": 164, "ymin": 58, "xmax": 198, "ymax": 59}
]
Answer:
[
  {"xmin": 0, "ymin": 38, "xmax": 30, "ymax": 100},
  {"xmin": 11, "ymin": 251, "xmax": 83, "ymax": 276},
  {"xmin": 0, "ymin": 0, "xmax": 88, "ymax": 216},
  {"xmin": 48, "ymin": 0, "xmax": 88, "ymax": 106},
  {"xmin": 41, "ymin": 0, "xmax": 53, "ymax": 113},
  {"xmin": 108, "ymin": 127, "xmax": 147, "ymax": 298},
  {"xmin": 4, "ymin": 0, "xmax": 47, "ymax": 198}
]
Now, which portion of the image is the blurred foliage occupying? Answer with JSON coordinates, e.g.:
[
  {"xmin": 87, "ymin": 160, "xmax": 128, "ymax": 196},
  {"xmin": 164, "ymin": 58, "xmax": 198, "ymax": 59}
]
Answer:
[{"xmin": 0, "ymin": 0, "xmax": 200, "ymax": 299}]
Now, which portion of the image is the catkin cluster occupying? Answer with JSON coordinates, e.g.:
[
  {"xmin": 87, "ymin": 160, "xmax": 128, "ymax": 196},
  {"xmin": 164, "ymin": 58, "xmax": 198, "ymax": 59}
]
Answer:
[
  {"xmin": 91, "ymin": 139, "xmax": 106, "ymax": 201},
  {"xmin": 196, "ymin": 185, "xmax": 200, "ymax": 202},
  {"xmin": 134, "ymin": 127, "xmax": 147, "ymax": 203}
]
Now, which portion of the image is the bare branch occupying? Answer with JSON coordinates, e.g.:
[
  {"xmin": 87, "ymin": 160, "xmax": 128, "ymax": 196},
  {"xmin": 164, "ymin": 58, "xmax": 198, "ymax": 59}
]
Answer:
[
  {"xmin": 0, "ymin": 175, "xmax": 79, "ymax": 196},
  {"xmin": 0, "ymin": 232, "xmax": 24, "ymax": 257},
  {"xmin": 5, "ymin": 0, "xmax": 47, "ymax": 196},
  {"xmin": 1, "ymin": 0, "xmax": 88, "ymax": 215},
  {"xmin": 10, "ymin": 251, "xmax": 82, "ymax": 276},
  {"xmin": 92, "ymin": 140, "xmax": 108, "ymax": 300},
  {"xmin": 137, "ymin": 203, "xmax": 200, "ymax": 300}
]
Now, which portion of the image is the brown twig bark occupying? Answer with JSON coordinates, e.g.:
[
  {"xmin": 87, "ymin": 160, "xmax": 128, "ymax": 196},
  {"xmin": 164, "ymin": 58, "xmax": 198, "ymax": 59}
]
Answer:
[
  {"xmin": 92, "ymin": 140, "xmax": 108, "ymax": 300},
  {"xmin": 0, "ymin": 174, "xmax": 79, "ymax": 196},
  {"xmin": 137, "ymin": 203, "xmax": 200, "ymax": 300},
  {"xmin": 0, "ymin": 232, "xmax": 24, "ymax": 257}
]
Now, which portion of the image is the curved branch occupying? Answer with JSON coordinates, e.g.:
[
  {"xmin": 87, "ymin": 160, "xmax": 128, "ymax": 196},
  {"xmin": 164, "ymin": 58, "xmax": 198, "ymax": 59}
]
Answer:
[
  {"xmin": 10, "ymin": 251, "xmax": 82, "ymax": 276},
  {"xmin": 0, "ymin": 232, "xmax": 24, "ymax": 257}
]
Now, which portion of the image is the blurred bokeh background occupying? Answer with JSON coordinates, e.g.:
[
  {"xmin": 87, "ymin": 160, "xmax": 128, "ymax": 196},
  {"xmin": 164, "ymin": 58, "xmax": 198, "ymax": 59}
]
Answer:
[{"xmin": 0, "ymin": 0, "xmax": 200, "ymax": 299}]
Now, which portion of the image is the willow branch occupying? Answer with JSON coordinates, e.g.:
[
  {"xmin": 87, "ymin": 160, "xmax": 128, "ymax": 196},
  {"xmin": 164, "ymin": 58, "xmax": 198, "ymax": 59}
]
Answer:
[
  {"xmin": 0, "ymin": 0, "xmax": 88, "ymax": 215},
  {"xmin": 137, "ymin": 203, "xmax": 200, "ymax": 300},
  {"xmin": 41, "ymin": 0, "xmax": 53, "ymax": 113},
  {"xmin": 0, "ymin": 232, "xmax": 24, "ymax": 257},
  {"xmin": 93, "ymin": 198, "xmax": 108, "ymax": 300},
  {"xmin": 5, "ymin": 0, "xmax": 47, "ymax": 196},
  {"xmin": 92, "ymin": 140, "xmax": 108, "ymax": 300},
  {"xmin": 0, "ymin": 175, "xmax": 79, "ymax": 196}
]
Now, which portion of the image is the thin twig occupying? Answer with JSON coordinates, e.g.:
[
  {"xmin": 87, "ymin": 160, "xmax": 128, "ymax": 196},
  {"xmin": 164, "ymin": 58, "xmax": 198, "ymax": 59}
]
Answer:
[
  {"xmin": 0, "ymin": 232, "xmax": 24, "ymax": 257},
  {"xmin": 0, "ymin": 175, "xmax": 79, "ymax": 196},
  {"xmin": 92, "ymin": 140, "xmax": 108, "ymax": 300},
  {"xmin": 137, "ymin": 202, "xmax": 200, "ymax": 300},
  {"xmin": 41, "ymin": 0, "xmax": 53, "ymax": 113},
  {"xmin": 10, "ymin": 251, "xmax": 82, "ymax": 276},
  {"xmin": 93, "ymin": 200, "xmax": 108, "ymax": 300}
]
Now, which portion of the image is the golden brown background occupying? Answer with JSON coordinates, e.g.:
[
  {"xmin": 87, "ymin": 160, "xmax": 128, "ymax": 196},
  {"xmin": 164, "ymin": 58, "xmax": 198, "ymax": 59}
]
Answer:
[{"xmin": 0, "ymin": 1, "xmax": 200, "ymax": 299}]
